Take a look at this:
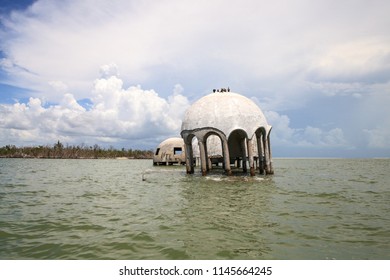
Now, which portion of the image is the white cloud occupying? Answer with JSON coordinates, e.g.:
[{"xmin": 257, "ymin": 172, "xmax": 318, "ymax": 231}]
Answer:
[
  {"xmin": 363, "ymin": 127, "xmax": 390, "ymax": 148},
  {"xmin": 307, "ymin": 39, "xmax": 390, "ymax": 84},
  {"xmin": 302, "ymin": 126, "xmax": 348, "ymax": 147},
  {"xmin": 99, "ymin": 63, "xmax": 119, "ymax": 79},
  {"xmin": 48, "ymin": 80, "xmax": 68, "ymax": 93},
  {"xmin": 265, "ymin": 111, "xmax": 349, "ymax": 148},
  {"xmin": 265, "ymin": 111, "xmax": 296, "ymax": 144},
  {"xmin": 0, "ymin": 68, "xmax": 190, "ymax": 147}
]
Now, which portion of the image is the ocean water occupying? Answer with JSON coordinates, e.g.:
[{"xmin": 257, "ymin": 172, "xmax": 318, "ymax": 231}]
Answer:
[{"xmin": 0, "ymin": 158, "xmax": 389, "ymax": 260}]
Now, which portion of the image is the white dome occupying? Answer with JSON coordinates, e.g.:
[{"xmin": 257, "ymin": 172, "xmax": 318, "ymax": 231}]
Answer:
[
  {"xmin": 156, "ymin": 137, "xmax": 184, "ymax": 149},
  {"xmin": 181, "ymin": 91, "xmax": 269, "ymax": 138}
]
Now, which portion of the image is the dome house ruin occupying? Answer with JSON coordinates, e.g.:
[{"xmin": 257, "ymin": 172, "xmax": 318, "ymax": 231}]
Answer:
[
  {"xmin": 153, "ymin": 137, "xmax": 186, "ymax": 165},
  {"xmin": 180, "ymin": 89, "xmax": 274, "ymax": 176}
]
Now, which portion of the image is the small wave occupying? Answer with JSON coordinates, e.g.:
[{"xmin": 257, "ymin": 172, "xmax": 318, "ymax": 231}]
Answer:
[
  {"xmin": 205, "ymin": 176, "xmax": 224, "ymax": 181},
  {"xmin": 159, "ymin": 247, "xmax": 190, "ymax": 259},
  {"xmin": 133, "ymin": 231, "xmax": 155, "ymax": 242},
  {"xmin": 0, "ymin": 230, "xmax": 13, "ymax": 238},
  {"xmin": 205, "ymin": 175, "xmax": 265, "ymax": 182}
]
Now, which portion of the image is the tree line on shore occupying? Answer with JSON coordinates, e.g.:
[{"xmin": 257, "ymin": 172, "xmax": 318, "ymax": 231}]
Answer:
[{"xmin": 0, "ymin": 141, "xmax": 153, "ymax": 159}]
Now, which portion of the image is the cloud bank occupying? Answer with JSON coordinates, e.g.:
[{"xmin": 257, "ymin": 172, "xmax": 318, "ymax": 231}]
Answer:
[{"xmin": 0, "ymin": 65, "xmax": 190, "ymax": 148}]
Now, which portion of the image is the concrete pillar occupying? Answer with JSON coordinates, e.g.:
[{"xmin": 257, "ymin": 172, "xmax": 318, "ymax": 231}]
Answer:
[
  {"xmin": 184, "ymin": 142, "xmax": 194, "ymax": 174},
  {"xmin": 204, "ymin": 140, "xmax": 210, "ymax": 171},
  {"xmin": 222, "ymin": 139, "xmax": 232, "ymax": 175},
  {"xmin": 267, "ymin": 134, "xmax": 274, "ymax": 175},
  {"xmin": 241, "ymin": 138, "xmax": 247, "ymax": 173},
  {"xmin": 255, "ymin": 157, "xmax": 258, "ymax": 170},
  {"xmin": 247, "ymin": 138, "xmax": 255, "ymax": 176},
  {"xmin": 257, "ymin": 134, "xmax": 265, "ymax": 175},
  {"xmin": 263, "ymin": 135, "xmax": 271, "ymax": 175},
  {"xmin": 198, "ymin": 140, "xmax": 207, "ymax": 176}
]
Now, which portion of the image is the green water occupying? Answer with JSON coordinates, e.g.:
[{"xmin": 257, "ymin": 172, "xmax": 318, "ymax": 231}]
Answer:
[{"xmin": 0, "ymin": 158, "xmax": 389, "ymax": 259}]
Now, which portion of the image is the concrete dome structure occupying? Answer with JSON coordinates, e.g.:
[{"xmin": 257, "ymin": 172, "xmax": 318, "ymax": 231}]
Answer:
[
  {"xmin": 153, "ymin": 137, "xmax": 185, "ymax": 165},
  {"xmin": 181, "ymin": 90, "xmax": 274, "ymax": 176}
]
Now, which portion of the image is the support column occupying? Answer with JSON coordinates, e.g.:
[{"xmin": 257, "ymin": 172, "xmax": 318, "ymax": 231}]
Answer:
[
  {"xmin": 247, "ymin": 138, "xmax": 255, "ymax": 176},
  {"xmin": 257, "ymin": 134, "xmax": 265, "ymax": 175},
  {"xmin": 267, "ymin": 134, "xmax": 274, "ymax": 175},
  {"xmin": 222, "ymin": 139, "xmax": 232, "ymax": 175},
  {"xmin": 263, "ymin": 135, "xmax": 271, "ymax": 175},
  {"xmin": 255, "ymin": 157, "xmax": 258, "ymax": 170},
  {"xmin": 220, "ymin": 137, "xmax": 225, "ymax": 169},
  {"xmin": 204, "ymin": 140, "xmax": 210, "ymax": 171},
  {"xmin": 184, "ymin": 142, "xmax": 194, "ymax": 174},
  {"xmin": 198, "ymin": 140, "xmax": 207, "ymax": 176},
  {"xmin": 241, "ymin": 138, "xmax": 247, "ymax": 173}
]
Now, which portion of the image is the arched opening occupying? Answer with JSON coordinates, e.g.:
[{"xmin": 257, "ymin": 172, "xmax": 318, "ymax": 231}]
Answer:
[
  {"xmin": 204, "ymin": 133, "xmax": 224, "ymax": 172},
  {"xmin": 182, "ymin": 128, "xmax": 231, "ymax": 176},
  {"xmin": 255, "ymin": 126, "xmax": 274, "ymax": 175},
  {"xmin": 228, "ymin": 129, "xmax": 249, "ymax": 173},
  {"xmin": 183, "ymin": 126, "xmax": 272, "ymax": 176}
]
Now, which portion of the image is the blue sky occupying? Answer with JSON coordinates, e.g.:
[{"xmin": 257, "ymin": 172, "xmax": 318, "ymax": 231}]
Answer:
[{"xmin": 1, "ymin": 0, "xmax": 389, "ymax": 157}]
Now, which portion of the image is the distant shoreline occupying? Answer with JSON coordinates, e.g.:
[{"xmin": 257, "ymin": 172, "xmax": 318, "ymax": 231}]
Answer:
[
  {"xmin": 0, "ymin": 156, "xmax": 152, "ymax": 159},
  {"xmin": 0, "ymin": 141, "xmax": 153, "ymax": 160}
]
